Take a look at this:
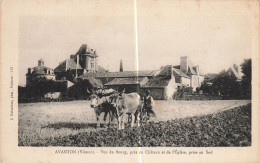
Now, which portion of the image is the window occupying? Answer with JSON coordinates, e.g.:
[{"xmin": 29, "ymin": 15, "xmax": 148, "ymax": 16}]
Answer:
[{"xmin": 91, "ymin": 63, "xmax": 94, "ymax": 68}]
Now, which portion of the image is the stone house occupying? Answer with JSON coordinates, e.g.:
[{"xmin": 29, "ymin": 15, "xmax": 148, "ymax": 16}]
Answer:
[{"xmin": 173, "ymin": 56, "xmax": 204, "ymax": 91}]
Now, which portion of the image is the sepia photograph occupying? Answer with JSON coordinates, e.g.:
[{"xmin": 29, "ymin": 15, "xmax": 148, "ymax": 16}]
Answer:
[
  {"xmin": 18, "ymin": 2, "xmax": 251, "ymax": 147},
  {"xmin": 1, "ymin": 0, "xmax": 259, "ymax": 162}
]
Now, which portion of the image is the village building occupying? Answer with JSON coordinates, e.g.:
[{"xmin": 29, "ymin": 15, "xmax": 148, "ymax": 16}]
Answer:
[
  {"xmin": 79, "ymin": 65, "xmax": 176, "ymax": 100},
  {"xmin": 26, "ymin": 44, "xmax": 205, "ymax": 100},
  {"xmin": 78, "ymin": 56, "xmax": 204, "ymax": 100},
  {"xmin": 204, "ymin": 64, "xmax": 242, "ymax": 86},
  {"xmin": 79, "ymin": 70, "xmax": 157, "ymax": 91},
  {"xmin": 26, "ymin": 59, "xmax": 55, "ymax": 86},
  {"xmin": 173, "ymin": 56, "xmax": 204, "ymax": 91}
]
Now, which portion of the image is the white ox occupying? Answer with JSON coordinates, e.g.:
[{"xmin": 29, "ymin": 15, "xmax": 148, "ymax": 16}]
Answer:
[{"xmin": 110, "ymin": 92, "xmax": 143, "ymax": 130}]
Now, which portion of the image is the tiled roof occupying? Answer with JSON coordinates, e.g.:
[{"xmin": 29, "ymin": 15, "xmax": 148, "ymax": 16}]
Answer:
[
  {"xmin": 105, "ymin": 77, "xmax": 146, "ymax": 86},
  {"xmin": 142, "ymin": 76, "xmax": 172, "ymax": 88},
  {"xmin": 158, "ymin": 65, "xmax": 172, "ymax": 76},
  {"xmin": 227, "ymin": 67, "xmax": 242, "ymax": 80},
  {"xmin": 159, "ymin": 65, "xmax": 190, "ymax": 78},
  {"xmin": 172, "ymin": 68, "xmax": 190, "ymax": 78},
  {"xmin": 188, "ymin": 66, "xmax": 197, "ymax": 75},
  {"xmin": 31, "ymin": 65, "xmax": 53, "ymax": 75},
  {"xmin": 88, "ymin": 78, "xmax": 103, "ymax": 88},
  {"xmin": 79, "ymin": 70, "xmax": 157, "ymax": 79},
  {"xmin": 54, "ymin": 59, "xmax": 83, "ymax": 72}
]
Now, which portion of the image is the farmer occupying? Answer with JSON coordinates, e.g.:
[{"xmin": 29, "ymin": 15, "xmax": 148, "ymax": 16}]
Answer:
[{"xmin": 143, "ymin": 90, "xmax": 155, "ymax": 119}]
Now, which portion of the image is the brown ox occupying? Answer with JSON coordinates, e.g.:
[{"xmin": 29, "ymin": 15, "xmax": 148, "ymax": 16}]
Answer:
[
  {"xmin": 89, "ymin": 90, "xmax": 117, "ymax": 128},
  {"xmin": 110, "ymin": 92, "xmax": 143, "ymax": 130}
]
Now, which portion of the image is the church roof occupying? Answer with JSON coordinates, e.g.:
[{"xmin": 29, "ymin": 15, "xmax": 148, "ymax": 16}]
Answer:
[
  {"xmin": 54, "ymin": 59, "xmax": 83, "ymax": 72},
  {"xmin": 38, "ymin": 58, "xmax": 44, "ymax": 62},
  {"xmin": 31, "ymin": 65, "xmax": 53, "ymax": 75}
]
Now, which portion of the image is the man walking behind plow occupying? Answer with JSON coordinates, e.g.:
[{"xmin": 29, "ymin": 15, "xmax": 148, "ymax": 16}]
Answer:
[{"xmin": 143, "ymin": 90, "xmax": 155, "ymax": 120}]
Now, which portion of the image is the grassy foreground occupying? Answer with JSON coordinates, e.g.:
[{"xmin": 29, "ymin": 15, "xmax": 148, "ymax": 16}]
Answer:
[{"xmin": 20, "ymin": 104, "xmax": 251, "ymax": 147}]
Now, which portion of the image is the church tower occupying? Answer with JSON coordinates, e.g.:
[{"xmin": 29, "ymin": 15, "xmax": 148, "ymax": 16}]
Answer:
[{"xmin": 120, "ymin": 59, "xmax": 123, "ymax": 72}]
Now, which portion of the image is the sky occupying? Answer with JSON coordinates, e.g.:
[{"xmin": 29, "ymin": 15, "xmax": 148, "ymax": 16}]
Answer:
[{"xmin": 19, "ymin": 1, "xmax": 252, "ymax": 86}]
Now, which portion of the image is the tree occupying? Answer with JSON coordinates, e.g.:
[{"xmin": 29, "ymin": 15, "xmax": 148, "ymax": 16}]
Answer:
[
  {"xmin": 240, "ymin": 59, "xmax": 251, "ymax": 99},
  {"xmin": 211, "ymin": 70, "xmax": 241, "ymax": 99}
]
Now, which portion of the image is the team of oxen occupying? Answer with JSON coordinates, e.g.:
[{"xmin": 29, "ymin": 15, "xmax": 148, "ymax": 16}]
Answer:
[{"xmin": 89, "ymin": 88, "xmax": 147, "ymax": 130}]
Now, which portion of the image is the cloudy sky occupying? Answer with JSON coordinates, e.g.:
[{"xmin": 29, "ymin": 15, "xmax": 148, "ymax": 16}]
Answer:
[{"xmin": 19, "ymin": 0, "xmax": 252, "ymax": 86}]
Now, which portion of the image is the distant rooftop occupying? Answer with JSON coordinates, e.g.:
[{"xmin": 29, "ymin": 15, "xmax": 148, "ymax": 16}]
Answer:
[
  {"xmin": 105, "ymin": 77, "xmax": 146, "ymax": 86},
  {"xmin": 79, "ymin": 70, "xmax": 158, "ymax": 79},
  {"xmin": 54, "ymin": 59, "xmax": 83, "ymax": 72}
]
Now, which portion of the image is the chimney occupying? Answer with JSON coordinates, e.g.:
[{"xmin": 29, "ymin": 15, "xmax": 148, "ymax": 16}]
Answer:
[{"xmin": 180, "ymin": 56, "xmax": 188, "ymax": 73}]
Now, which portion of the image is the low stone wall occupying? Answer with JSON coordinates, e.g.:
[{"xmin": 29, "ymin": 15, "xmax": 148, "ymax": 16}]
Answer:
[{"xmin": 173, "ymin": 92, "xmax": 223, "ymax": 100}]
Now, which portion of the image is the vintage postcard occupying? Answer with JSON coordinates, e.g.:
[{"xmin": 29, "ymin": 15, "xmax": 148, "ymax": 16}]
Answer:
[{"xmin": 1, "ymin": 0, "xmax": 260, "ymax": 162}]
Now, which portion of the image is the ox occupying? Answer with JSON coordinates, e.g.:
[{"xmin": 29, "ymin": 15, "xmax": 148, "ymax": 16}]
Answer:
[
  {"xmin": 89, "ymin": 89, "xmax": 117, "ymax": 128},
  {"xmin": 110, "ymin": 92, "xmax": 143, "ymax": 130}
]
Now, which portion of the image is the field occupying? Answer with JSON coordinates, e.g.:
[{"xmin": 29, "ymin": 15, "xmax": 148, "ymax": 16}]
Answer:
[{"xmin": 18, "ymin": 100, "xmax": 251, "ymax": 146}]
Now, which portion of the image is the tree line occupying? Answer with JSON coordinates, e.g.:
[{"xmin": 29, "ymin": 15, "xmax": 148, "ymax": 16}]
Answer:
[{"xmin": 200, "ymin": 59, "xmax": 251, "ymax": 99}]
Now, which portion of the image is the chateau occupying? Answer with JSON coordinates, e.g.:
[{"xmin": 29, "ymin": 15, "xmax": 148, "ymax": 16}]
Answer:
[{"xmin": 54, "ymin": 44, "xmax": 106, "ymax": 82}]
